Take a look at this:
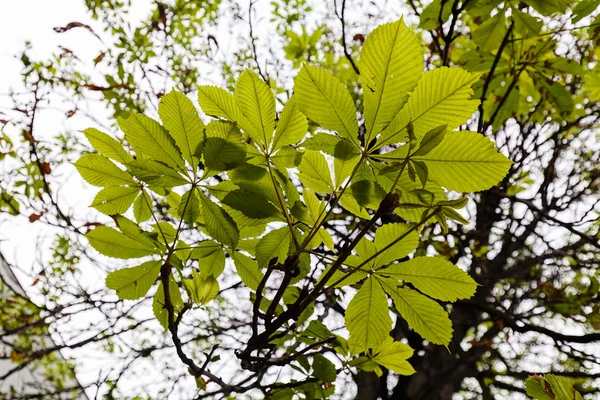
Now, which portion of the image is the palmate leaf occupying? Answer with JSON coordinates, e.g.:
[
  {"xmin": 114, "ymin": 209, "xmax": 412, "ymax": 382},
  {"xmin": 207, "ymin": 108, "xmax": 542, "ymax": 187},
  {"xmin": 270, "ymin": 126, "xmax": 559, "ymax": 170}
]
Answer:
[
  {"xmin": 333, "ymin": 139, "xmax": 361, "ymax": 188},
  {"xmin": 197, "ymin": 191, "xmax": 239, "ymax": 248},
  {"xmin": 74, "ymin": 154, "xmax": 135, "ymax": 187},
  {"xmin": 300, "ymin": 132, "xmax": 341, "ymax": 155},
  {"xmin": 372, "ymin": 337, "xmax": 415, "ymax": 376},
  {"xmin": 91, "ymin": 186, "xmax": 139, "ymax": 215},
  {"xmin": 376, "ymin": 67, "xmax": 480, "ymax": 148},
  {"xmin": 158, "ymin": 90, "xmax": 205, "ymax": 166},
  {"xmin": 82, "ymin": 128, "xmax": 133, "ymax": 164},
  {"xmin": 178, "ymin": 188, "xmax": 200, "ymax": 225},
  {"xmin": 361, "ymin": 18, "xmax": 423, "ymax": 141},
  {"xmin": 235, "ymin": 70, "xmax": 276, "ymax": 148},
  {"xmin": 106, "ymin": 260, "xmax": 161, "ymax": 300},
  {"xmin": 379, "ymin": 278, "xmax": 453, "ymax": 346},
  {"xmin": 118, "ymin": 113, "xmax": 186, "ymax": 171},
  {"xmin": 294, "ymin": 65, "xmax": 359, "ymax": 145},
  {"xmin": 345, "ymin": 276, "xmax": 392, "ymax": 352},
  {"xmin": 229, "ymin": 164, "xmax": 279, "ymax": 204},
  {"xmin": 114, "ymin": 216, "xmax": 158, "ymax": 250},
  {"xmin": 412, "ymin": 131, "xmax": 512, "ymax": 192},
  {"xmin": 271, "ymin": 97, "xmax": 308, "ymax": 151},
  {"xmin": 382, "ymin": 256, "xmax": 478, "ymax": 302},
  {"xmin": 86, "ymin": 226, "xmax": 158, "ymax": 259}
]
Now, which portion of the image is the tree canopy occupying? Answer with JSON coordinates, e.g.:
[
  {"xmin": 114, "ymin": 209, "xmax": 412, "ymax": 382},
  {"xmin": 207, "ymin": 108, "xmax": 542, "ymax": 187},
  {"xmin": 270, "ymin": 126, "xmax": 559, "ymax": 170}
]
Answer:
[{"xmin": 0, "ymin": 1, "xmax": 599, "ymax": 399}]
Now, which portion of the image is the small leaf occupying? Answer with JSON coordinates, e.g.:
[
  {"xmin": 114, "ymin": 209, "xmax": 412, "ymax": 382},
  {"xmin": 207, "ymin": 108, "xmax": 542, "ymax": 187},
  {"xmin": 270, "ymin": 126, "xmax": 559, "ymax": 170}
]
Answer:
[
  {"xmin": 297, "ymin": 150, "xmax": 334, "ymax": 194},
  {"xmin": 127, "ymin": 159, "xmax": 189, "ymax": 187},
  {"xmin": 472, "ymin": 12, "xmax": 507, "ymax": 51},
  {"xmin": 184, "ymin": 270, "xmax": 219, "ymax": 304},
  {"xmin": 231, "ymin": 251, "xmax": 263, "ymax": 291},
  {"xmin": 300, "ymin": 132, "xmax": 341, "ymax": 155},
  {"xmin": 119, "ymin": 113, "xmax": 185, "ymax": 170},
  {"xmin": 133, "ymin": 189, "xmax": 153, "ymax": 223},
  {"xmin": 382, "ymin": 256, "xmax": 478, "ymax": 301},
  {"xmin": 106, "ymin": 260, "xmax": 161, "ymax": 300},
  {"xmin": 158, "ymin": 90, "xmax": 205, "ymax": 166},
  {"xmin": 86, "ymin": 226, "xmax": 158, "ymax": 259},
  {"xmin": 272, "ymin": 97, "xmax": 308, "ymax": 151},
  {"xmin": 74, "ymin": 154, "xmax": 135, "ymax": 187},
  {"xmin": 412, "ymin": 125, "xmax": 447, "ymax": 157},
  {"xmin": 294, "ymin": 65, "xmax": 359, "ymax": 144},
  {"xmin": 178, "ymin": 188, "xmax": 200, "ymax": 225},
  {"xmin": 235, "ymin": 70, "xmax": 276, "ymax": 147},
  {"xmin": 373, "ymin": 223, "xmax": 419, "ymax": 267},
  {"xmin": 203, "ymin": 121, "xmax": 246, "ymax": 173},
  {"xmin": 91, "ymin": 186, "xmax": 139, "ymax": 215},
  {"xmin": 256, "ymin": 227, "xmax": 291, "ymax": 268},
  {"xmin": 191, "ymin": 241, "xmax": 226, "ymax": 278},
  {"xmin": 346, "ymin": 276, "xmax": 392, "ymax": 352},
  {"xmin": 351, "ymin": 180, "xmax": 386, "ymax": 209},
  {"xmin": 198, "ymin": 191, "xmax": 239, "ymax": 248},
  {"xmin": 222, "ymin": 189, "xmax": 280, "ymax": 219},
  {"xmin": 372, "ymin": 337, "xmax": 415, "ymax": 376},
  {"xmin": 333, "ymin": 139, "xmax": 361, "ymax": 188},
  {"xmin": 82, "ymin": 128, "xmax": 133, "ymax": 164},
  {"xmin": 312, "ymin": 354, "xmax": 336, "ymax": 383}
]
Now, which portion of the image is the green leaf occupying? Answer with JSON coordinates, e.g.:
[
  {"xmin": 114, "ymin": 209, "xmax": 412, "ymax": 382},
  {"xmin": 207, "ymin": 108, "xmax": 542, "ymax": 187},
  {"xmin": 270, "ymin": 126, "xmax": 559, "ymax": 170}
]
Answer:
[
  {"xmin": 178, "ymin": 188, "xmax": 200, "ymax": 225},
  {"xmin": 114, "ymin": 216, "xmax": 159, "ymax": 251},
  {"xmin": 294, "ymin": 65, "xmax": 358, "ymax": 144},
  {"xmin": 74, "ymin": 154, "xmax": 135, "ymax": 187},
  {"xmin": 184, "ymin": 270, "xmax": 219, "ymax": 305},
  {"xmin": 231, "ymin": 251, "xmax": 263, "ymax": 291},
  {"xmin": 525, "ymin": 376, "xmax": 554, "ymax": 400},
  {"xmin": 351, "ymin": 180, "xmax": 386, "ymax": 209},
  {"xmin": 197, "ymin": 191, "xmax": 239, "ymax": 247},
  {"xmin": 333, "ymin": 139, "xmax": 361, "ymax": 188},
  {"xmin": 196, "ymin": 85, "xmax": 258, "ymax": 138},
  {"xmin": 413, "ymin": 125, "xmax": 447, "ymax": 157},
  {"xmin": 419, "ymin": 0, "xmax": 452, "ymax": 30},
  {"xmin": 361, "ymin": 18, "xmax": 423, "ymax": 140},
  {"xmin": 222, "ymin": 189, "xmax": 280, "ymax": 219},
  {"xmin": 300, "ymin": 132, "xmax": 341, "ymax": 155},
  {"xmin": 312, "ymin": 354, "xmax": 336, "ymax": 383},
  {"xmin": 373, "ymin": 223, "xmax": 419, "ymax": 267},
  {"xmin": 91, "ymin": 186, "xmax": 139, "ymax": 215},
  {"xmin": 106, "ymin": 260, "xmax": 161, "ymax": 300},
  {"xmin": 271, "ymin": 146, "xmax": 303, "ymax": 171},
  {"xmin": 382, "ymin": 256, "xmax": 478, "ymax": 301},
  {"xmin": 372, "ymin": 337, "xmax": 415, "ymax": 376},
  {"xmin": 229, "ymin": 164, "xmax": 279, "ymax": 204},
  {"xmin": 512, "ymin": 9, "xmax": 542, "ymax": 36},
  {"xmin": 153, "ymin": 275, "xmax": 183, "ymax": 330},
  {"xmin": 585, "ymin": 69, "xmax": 600, "ymax": 102},
  {"xmin": 377, "ymin": 67, "xmax": 479, "ymax": 147},
  {"xmin": 158, "ymin": 90, "xmax": 205, "ymax": 166},
  {"xmin": 133, "ymin": 189, "xmax": 153, "ymax": 223},
  {"xmin": 256, "ymin": 227, "xmax": 291, "ymax": 268},
  {"xmin": 127, "ymin": 159, "xmax": 189, "ymax": 187},
  {"xmin": 190, "ymin": 241, "xmax": 226, "ymax": 277},
  {"xmin": 381, "ymin": 280, "xmax": 453, "ymax": 346},
  {"xmin": 119, "ymin": 113, "xmax": 185, "ymax": 170},
  {"xmin": 86, "ymin": 226, "xmax": 158, "ymax": 259},
  {"xmin": 472, "ymin": 12, "xmax": 507, "ymax": 51},
  {"xmin": 82, "ymin": 128, "xmax": 133, "ymax": 164},
  {"xmin": 272, "ymin": 97, "xmax": 308, "ymax": 151},
  {"xmin": 572, "ymin": 0, "xmax": 600, "ymax": 23},
  {"xmin": 298, "ymin": 150, "xmax": 334, "ymax": 194},
  {"xmin": 412, "ymin": 131, "xmax": 512, "ymax": 192},
  {"xmin": 345, "ymin": 276, "xmax": 392, "ymax": 352},
  {"xmin": 235, "ymin": 70, "xmax": 276, "ymax": 147},
  {"xmin": 203, "ymin": 121, "xmax": 246, "ymax": 173},
  {"xmin": 523, "ymin": 0, "xmax": 566, "ymax": 16}
]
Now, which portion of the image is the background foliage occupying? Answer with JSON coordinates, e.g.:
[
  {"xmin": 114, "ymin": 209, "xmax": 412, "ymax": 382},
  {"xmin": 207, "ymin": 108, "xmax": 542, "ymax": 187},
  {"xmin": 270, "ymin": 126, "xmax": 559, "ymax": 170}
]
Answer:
[{"xmin": 1, "ymin": 0, "xmax": 599, "ymax": 399}]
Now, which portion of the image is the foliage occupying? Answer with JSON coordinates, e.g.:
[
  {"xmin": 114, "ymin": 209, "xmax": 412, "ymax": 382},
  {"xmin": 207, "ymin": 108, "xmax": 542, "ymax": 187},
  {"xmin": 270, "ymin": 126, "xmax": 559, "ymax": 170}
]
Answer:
[{"xmin": 1, "ymin": 0, "xmax": 600, "ymax": 399}]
